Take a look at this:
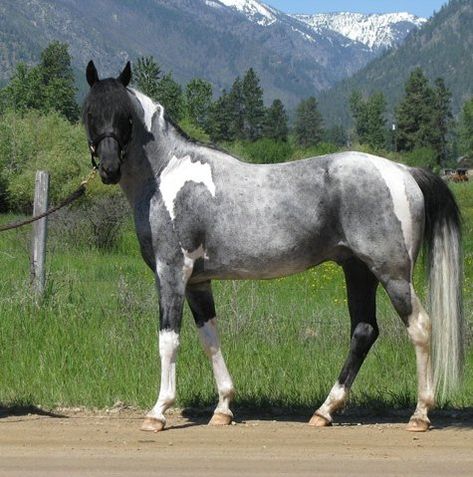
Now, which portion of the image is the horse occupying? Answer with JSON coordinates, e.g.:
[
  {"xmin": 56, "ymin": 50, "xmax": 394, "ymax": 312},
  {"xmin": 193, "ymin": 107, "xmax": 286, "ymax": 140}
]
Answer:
[{"xmin": 82, "ymin": 61, "xmax": 464, "ymax": 433}]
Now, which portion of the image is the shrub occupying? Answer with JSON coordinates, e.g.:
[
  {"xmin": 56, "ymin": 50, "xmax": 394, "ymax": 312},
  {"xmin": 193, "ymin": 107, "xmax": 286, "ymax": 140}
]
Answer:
[{"xmin": 224, "ymin": 138, "xmax": 293, "ymax": 164}]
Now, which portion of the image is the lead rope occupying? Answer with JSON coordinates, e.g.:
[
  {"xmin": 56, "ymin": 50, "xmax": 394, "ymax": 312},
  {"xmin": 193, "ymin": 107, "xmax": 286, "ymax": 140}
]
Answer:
[{"xmin": 0, "ymin": 168, "xmax": 98, "ymax": 233}]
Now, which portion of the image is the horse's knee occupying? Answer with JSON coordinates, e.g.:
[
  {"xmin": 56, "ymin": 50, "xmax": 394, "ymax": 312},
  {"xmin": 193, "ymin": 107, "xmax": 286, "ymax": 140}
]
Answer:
[{"xmin": 351, "ymin": 322, "xmax": 379, "ymax": 355}]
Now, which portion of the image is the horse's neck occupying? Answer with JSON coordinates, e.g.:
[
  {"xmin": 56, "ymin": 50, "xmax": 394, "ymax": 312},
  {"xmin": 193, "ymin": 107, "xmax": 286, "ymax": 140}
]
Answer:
[{"xmin": 119, "ymin": 117, "xmax": 195, "ymax": 207}]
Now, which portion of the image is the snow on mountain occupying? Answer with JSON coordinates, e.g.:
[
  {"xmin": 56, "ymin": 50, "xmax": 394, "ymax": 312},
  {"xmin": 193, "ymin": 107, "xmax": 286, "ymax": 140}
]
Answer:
[
  {"xmin": 210, "ymin": 1, "xmax": 426, "ymax": 51},
  {"xmin": 217, "ymin": 0, "xmax": 278, "ymax": 26},
  {"xmin": 293, "ymin": 12, "xmax": 427, "ymax": 51}
]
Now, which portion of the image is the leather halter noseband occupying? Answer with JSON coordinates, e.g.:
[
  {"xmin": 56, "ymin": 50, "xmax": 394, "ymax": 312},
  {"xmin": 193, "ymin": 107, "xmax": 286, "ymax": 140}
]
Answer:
[{"xmin": 88, "ymin": 132, "xmax": 128, "ymax": 169}]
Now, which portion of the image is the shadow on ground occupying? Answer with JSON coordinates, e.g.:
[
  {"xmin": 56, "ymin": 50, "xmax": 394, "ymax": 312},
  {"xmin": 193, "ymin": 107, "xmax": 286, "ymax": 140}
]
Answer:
[
  {"xmin": 181, "ymin": 405, "xmax": 473, "ymax": 430},
  {"xmin": 0, "ymin": 404, "xmax": 67, "ymax": 419}
]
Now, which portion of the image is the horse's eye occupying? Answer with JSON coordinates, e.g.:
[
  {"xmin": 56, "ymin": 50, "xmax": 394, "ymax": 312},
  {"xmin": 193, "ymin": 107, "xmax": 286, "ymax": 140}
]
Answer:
[{"xmin": 129, "ymin": 117, "xmax": 133, "ymax": 126}]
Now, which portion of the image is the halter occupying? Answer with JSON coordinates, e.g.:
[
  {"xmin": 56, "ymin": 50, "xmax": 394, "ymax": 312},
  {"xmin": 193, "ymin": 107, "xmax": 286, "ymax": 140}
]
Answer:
[{"xmin": 88, "ymin": 131, "xmax": 128, "ymax": 169}]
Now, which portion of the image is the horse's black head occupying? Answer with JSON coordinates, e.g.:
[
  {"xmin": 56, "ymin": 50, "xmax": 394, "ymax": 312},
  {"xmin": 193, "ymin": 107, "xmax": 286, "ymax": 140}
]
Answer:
[{"xmin": 83, "ymin": 61, "xmax": 133, "ymax": 184}]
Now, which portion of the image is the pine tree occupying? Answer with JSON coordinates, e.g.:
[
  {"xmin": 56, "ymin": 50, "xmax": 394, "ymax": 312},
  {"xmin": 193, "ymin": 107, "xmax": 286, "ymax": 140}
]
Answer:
[
  {"xmin": 395, "ymin": 68, "xmax": 435, "ymax": 152},
  {"xmin": 350, "ymin": 90, "xmax": 387, "ymax": 150},
  {"xmin": 431, "ymin": 77, "xmax": 453, "ymax": 166},
  {"xmin": 133, "ymin": 56, "xmax": 161, "ymax": 99},
  {"xmin": 294, "ymin": 97, "xmax": 324, "ymax": 147},
  {"xmin": 206, "ymin": 90, "xmax": 234, "ymax": 142},
  {"xmin": 228, "ymin": 77, "xmax": 244, "ymax": 140},
  {"xmin": 1, "ymin": 42, "xmax": 79, "ymax": 121},
  {"xmin": 156, "ymin": 72, "xmax": 185, "ymax": 122},
  {"xmin": 458, "ymin": 97, "xmax": 473, "ymax": 158},
  {"xmin": 39, "ymin": 41, "xmax": 79, "ymax": 121},
  {"xmin": 263, "ymin": 99, "xmax": 288, "ymax": 141},
  {"xmin": 242, "ymin": 68, "xmax": 265, "ymax": 141},
  {"xmin": 186, "ymin": 78, "xmax": 213, "ymax": 129}
]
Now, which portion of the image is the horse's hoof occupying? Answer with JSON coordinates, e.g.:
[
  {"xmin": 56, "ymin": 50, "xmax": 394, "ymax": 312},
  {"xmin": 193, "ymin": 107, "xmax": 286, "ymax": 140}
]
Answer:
[
  {"xmin": 406, "ymin": 418, "xmax": 430, "ymax": 432},
  {"xmin": 209, "ymin": 412, "xmax": 232, "ymax": 426},
  {"xmin": 309, "ymin": 413, "xmax": 332, "ymax": 427},
  {"xmin": 140, "ymin": 417, "xmax": 165, "ymax": 432}
]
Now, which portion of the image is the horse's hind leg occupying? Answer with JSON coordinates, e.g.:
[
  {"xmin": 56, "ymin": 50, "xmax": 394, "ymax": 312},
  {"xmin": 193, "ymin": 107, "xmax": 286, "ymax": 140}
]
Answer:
[
  {"xmin": 310, "ymin": 258, "xmax": 379, "ymax": 426},
  {"xmin": 383, "ymin": 279, "xmax": 434, "ymax": 431},
  {"xmin": 186, "ymin": 281, "xmax": 235, "ymax": 425}
]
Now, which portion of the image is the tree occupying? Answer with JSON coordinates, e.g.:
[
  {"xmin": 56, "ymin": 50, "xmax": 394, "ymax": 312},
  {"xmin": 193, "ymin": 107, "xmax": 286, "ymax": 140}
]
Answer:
[
  {"xmin": 431, "ymin": 77, "xmax": 453, "ymax": 165},
  {"xmin": 0, "ymin": 63, "xmax": 44, "ymax": 112},
  {"xmin": 156, "ymin": 72, "xmax": 185, "ymax": 122},
  {"xmin": 294, "ymin": 97, "xmax": 324, "ymax": 147},
  {"xmin": 186, "ymin": 78, "xmax": 213, "ymax": 129},
  {"xmin": 324, "ymin": 124, "xmax": 347, "ymax": 147},
  {"xmin": 349, "ymin": 90, "xmax": 387, "ymax": 150},
  {"xmin": 263, "ymin": 99, "xmax": 288, "ymax": 141},
  {"xmin": 242, "ymin": 68, "xmax": 265, "ymax": 141},
  {"xmin": 0, "ymin": 42, "xmax": 79, "ymax": 121},
  {"xmin": 458, "ymin": 97, "xmax": 473, "ymax": 158},
  {"xmin": 133, "ymin": 56, "xmax": 161, "ymax": 99},
  {"xmin": 395, "ymin": 68, "xmax": 435, "ymax": 152},
  {"xmin": 38, "ymin": 41, "xmax": 79, "ymax": 121},
  {"xmin": 228, "ymin": 77, "xmax": 245, "ymax": 140},
  {"xmin": 206, "ymin": 90, "xmax": 234, "ymax": 142}
]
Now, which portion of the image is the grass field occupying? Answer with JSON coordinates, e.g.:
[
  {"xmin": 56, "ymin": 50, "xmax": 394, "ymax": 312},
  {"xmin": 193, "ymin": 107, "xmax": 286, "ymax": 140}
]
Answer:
[{"xmin": 0, "ymin": 183, "xmax": 471, "ymax": 414}]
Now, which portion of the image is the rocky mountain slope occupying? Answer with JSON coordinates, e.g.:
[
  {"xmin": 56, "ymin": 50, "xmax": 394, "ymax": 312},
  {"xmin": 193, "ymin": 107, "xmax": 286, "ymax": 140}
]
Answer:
[{"xmin": 0, "ymin": 0, "xmax": 425, "ymax": 106}]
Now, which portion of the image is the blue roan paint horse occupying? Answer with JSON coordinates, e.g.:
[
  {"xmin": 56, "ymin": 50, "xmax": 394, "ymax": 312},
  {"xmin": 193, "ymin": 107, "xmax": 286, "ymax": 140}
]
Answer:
[{"xmin": 83, "ymin": 62, "xmax": 464, "ymax": 432}]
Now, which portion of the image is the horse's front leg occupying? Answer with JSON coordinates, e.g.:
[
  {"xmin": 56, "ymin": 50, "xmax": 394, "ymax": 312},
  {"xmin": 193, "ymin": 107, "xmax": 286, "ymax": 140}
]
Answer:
[
  {"xmin": 141, "ymin": 262, "xmax": 186, "ymax": 432},
  {"xmin": 186, "ymin": 282, "xmax": 235, "ymax": 425}
]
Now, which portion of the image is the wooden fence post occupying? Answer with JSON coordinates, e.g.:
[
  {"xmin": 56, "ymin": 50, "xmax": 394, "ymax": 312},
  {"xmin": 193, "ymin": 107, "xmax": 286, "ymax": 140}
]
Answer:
[{"xmin": 31, "ymin": 171, "xmax": 50, "ymax": 299}]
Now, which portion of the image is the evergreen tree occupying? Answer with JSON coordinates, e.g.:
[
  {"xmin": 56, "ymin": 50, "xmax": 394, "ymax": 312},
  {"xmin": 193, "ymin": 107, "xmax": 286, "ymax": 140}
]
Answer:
[
  {"xmin": 186, "ymin": 78, "xmax": 213, "ymax": 129},
  {"xmin": 395, "ymin": 68, "xmax": 435, "ymax": 152},
  {"xmin": 294, "ymin": 97, "xmax": 324, "ymax": 147},
  {"xmin": 458, "ymin": 97, "xmax": 473, "ymax": 158},
  {"xmin": 156, "ymin": 72, "xmax": 185, "ymax": 122},
  {"xmin": 350, "ymin": 90, "xmax": 387, "ymax": 150},
  {"xmin": 133, "ymin": 56, "xmax": 161, "ymax": 99},
  {"xmin": 431, "ymin": 77, "xmax": 453, "ymax": 165},
  {"xmin": 242, "ymin": 68, "xmax": 265, "ymax": 141},
  {"xmin": 263, "ymin": 99, "xmax": 288, "ymax": 141},
  {"xmin": 349, "ymin": 90, "xmax": 370, "ymax": 143},
  {"xmin": 1, "ymin": 42, "xmax": 79, "ymax": 121},
  {"xmin": 39, "ymin": 41, "xmax": 79, "ymax": 121},
  {"xmin": 324, "ymin": 124, "xmax": 347, "ymax": 147},
  {"xmin": 206, "ymin": 90, "xmax": 234, "ymax": 142},
  {"xmin": 228, "ymin": 77, "xmax": 244, "ymax": 140},
  {"xmin": 0, "ymin": 63, "xmax": 44, "ymax": 112}
]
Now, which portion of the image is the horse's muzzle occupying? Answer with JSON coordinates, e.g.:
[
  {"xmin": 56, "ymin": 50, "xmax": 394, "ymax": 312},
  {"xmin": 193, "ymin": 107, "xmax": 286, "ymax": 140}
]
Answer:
[{"xmin": 99, "ymin": 165, "xmax": 121, "ymax": 184}]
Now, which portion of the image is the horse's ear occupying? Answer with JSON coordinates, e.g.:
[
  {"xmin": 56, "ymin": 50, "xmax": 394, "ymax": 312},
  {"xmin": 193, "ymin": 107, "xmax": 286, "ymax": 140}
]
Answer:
[
  {"xmin": 118, "ymin": 62, "xmax": 131, "ymax": 87},
  {"xmin": 86, "ymin": 61, "xmax": 99, "ymax": 87}
]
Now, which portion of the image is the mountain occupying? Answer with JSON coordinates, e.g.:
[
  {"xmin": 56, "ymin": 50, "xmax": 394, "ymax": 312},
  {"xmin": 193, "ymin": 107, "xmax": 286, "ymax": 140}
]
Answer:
[
  {"xmin": 318, "ymin": 0, "xmax": 473, "ymax": 126},
  {"xmin": 293, "ymin": 12, "xmax": 426, "ymax": 51},
  {"xmin": 0, "ymin": 0, "xmax": 425, "ymax": 107}
]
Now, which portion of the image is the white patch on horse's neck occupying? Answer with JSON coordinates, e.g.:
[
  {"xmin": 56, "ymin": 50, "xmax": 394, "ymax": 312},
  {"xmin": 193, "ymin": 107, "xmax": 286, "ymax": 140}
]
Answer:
[
  {"xmin": 129, "ymin": 88, "xmax": 163, "ymax": 132},
  {"xmin": 160, "ymin": 155, "xmax": 216, "ymax": 220}
]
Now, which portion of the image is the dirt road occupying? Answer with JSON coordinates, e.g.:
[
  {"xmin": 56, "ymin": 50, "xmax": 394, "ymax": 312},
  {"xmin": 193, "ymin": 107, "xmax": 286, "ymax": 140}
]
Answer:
[{"xmin": 0, "ymin": 409, "xmax": 472, "ymax": 476}]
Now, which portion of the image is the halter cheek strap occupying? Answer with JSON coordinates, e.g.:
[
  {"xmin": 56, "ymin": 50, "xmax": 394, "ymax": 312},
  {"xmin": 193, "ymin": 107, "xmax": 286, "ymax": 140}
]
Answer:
[{"xmin": 89, "ymin": 132, "xmax": 127, "ymax": 169}]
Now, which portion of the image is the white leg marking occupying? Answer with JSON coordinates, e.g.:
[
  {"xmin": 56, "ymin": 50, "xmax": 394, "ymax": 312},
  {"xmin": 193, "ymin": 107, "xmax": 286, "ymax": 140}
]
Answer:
[
  {"xmin": 407, "ymin": 289, "xmax": 434, "ymax": 423},
  {"xmin": 198, "ymin": 318, "xmax": 234, "ymax": 417},
  {"xmin": 147, "ymin": 330, "xmax": 180, "ymax": 423},
  {"xmin": 316, "ymin": 381, "xmax": 348, "ymax": 422},
  {"xmin": 368, "ymin": 156, "xmax": 414, "ymax": 260},
  {"xmin": 160, "ymin": 156, "xmax": 216, "ymax": 221}
]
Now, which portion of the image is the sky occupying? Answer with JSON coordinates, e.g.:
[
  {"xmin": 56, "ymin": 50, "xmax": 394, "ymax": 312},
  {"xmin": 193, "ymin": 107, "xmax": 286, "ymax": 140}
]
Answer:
[{"xmin": 267, "ymin": 1, "xmax": 448, "ymax": 18}]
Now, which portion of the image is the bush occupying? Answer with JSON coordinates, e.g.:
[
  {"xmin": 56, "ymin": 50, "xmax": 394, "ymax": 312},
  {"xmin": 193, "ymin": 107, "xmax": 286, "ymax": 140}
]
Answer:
[
  {"xmin": 403, "ymin": 147, "xmax": 437, "ymax": 170},
  {"xmin": 223, "ymin": 138, "xmax": 293, "ymax": 164},
  {"xmin": 0, "ymin": 109, "xmax": 116, "ymax": 213},
  {"xmin": 290, "ymin": 142, "xmax": 339, "ymax": 161},
  {"xmin": 49, "ymin": 194, "xmax": 129, "ymax": 251}
]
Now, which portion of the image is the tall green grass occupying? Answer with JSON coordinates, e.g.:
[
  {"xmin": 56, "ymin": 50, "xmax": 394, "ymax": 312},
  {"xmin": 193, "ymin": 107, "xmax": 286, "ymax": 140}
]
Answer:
[{"xmin": 0, "ymin": 184, "xmax": 471, "ymax": 412}]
